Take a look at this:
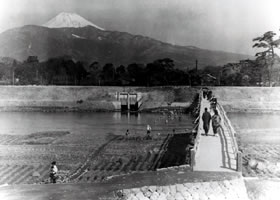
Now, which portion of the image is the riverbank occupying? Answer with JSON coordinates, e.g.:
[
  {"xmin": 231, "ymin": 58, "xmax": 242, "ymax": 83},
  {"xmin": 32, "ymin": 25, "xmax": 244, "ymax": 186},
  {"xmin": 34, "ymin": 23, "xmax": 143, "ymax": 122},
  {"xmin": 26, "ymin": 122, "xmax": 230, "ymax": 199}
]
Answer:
[
  {"xmin": 227, "ymin": 101, "xmax": 280, "ymax": 180},
  {"xmin": 0, "ymin": 86, "xmax": 197, "ymax": 112},
  {"xmin": 211, "ymin": 87, "xmax": 280, "ymax": 113},
  {"xmin": 0, "ymin": 110, "xmax": 195, "ymax": 185},
  {"xmin": 2, "ymin": 86, "xmax": 280, "ymax": 113},
  {"xmin": 0, "ymin": 170, "xmax": 247, "ymax": 200},
  {"xmin": 1, "ymin": 168, "xmax": 278, "ymax": 200}
]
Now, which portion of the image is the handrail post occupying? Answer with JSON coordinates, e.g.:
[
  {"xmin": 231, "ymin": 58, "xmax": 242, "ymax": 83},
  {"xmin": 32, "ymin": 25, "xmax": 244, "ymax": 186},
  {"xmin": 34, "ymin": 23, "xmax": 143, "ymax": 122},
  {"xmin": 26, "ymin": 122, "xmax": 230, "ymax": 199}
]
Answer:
[
  {"xmin": 237, "ymin": 151, "xmax": 242, "ymax": 172},
  {"xmin": 190, "ymin": 149, "xmax": 195, "ymax": 171}
]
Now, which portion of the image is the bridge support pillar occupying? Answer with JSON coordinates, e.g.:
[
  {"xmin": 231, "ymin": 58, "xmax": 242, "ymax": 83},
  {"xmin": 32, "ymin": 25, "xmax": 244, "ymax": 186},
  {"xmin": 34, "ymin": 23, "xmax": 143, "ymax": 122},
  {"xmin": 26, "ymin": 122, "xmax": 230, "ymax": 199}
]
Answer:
[
  {"xmin": 237, "ymin": 151, "xmax": 242, "ymax": 172},
  {"xmin": 117, "ymin": 92, "xmax": 120, "ymax": 101}
]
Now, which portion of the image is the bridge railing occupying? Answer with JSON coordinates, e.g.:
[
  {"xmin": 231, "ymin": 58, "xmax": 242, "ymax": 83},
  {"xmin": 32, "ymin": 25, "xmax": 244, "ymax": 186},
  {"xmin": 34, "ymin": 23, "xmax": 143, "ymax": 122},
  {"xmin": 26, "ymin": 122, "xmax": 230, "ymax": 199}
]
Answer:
[
  {"xmin": 217, "ymin": 102, "xmax": 242, "ymax": 172},
  {"xmin": 190, "ymin": 90, "xmax": 203, "ymax": 170}
]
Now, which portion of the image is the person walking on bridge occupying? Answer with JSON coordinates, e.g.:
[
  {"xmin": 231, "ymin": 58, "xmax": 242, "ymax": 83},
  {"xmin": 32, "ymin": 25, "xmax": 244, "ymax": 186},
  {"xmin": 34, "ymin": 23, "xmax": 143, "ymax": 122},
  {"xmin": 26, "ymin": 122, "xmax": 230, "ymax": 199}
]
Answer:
[
  {"xmin": 202, "ymin": 108, "xmax": 211, "ymax": 136},
  {"xmin": 212, "ymin": 109, "xmax": 223, "ymax": 136}
]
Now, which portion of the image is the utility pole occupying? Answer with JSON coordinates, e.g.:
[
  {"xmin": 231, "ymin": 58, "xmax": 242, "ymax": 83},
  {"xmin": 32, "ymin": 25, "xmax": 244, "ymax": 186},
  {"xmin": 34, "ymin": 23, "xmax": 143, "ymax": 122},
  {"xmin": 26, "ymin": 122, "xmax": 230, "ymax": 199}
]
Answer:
[
  {"xmin": 218, "ymin": 70, "xmax": 222, "ymax": 86},
  {"xmin": 36, "ymin": 69, "xmax": 38, "ymax": 83},
  {"xmin": 188, "ymin": 70, "xmax": 192, "ymax": 86},
  {"xmin": 12, "ymin": 60, "xmax": 16, "ymax": 85},
  {"xmin": 12, "ymin": 69, "xmax": 15, "ymax": 85},
  {"xmin": 195, "ymin": 59, "xmax": 198, "ymax": 71}
]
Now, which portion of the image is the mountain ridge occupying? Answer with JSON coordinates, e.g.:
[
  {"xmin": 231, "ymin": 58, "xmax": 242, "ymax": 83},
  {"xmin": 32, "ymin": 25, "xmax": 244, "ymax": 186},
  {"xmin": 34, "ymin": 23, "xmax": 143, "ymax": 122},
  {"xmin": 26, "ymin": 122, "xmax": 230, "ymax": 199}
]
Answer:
[{"xmin": 0, "ymin": 24, "xmax": 251, "ymax": 69}]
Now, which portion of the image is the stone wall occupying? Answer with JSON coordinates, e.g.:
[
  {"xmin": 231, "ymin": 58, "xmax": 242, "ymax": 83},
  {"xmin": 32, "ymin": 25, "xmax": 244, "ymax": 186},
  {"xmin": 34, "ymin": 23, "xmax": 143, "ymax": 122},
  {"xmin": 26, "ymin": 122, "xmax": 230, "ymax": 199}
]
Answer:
[{"xmin": 118, "ymin": 178, "xmax": 249, "ymax": 200}]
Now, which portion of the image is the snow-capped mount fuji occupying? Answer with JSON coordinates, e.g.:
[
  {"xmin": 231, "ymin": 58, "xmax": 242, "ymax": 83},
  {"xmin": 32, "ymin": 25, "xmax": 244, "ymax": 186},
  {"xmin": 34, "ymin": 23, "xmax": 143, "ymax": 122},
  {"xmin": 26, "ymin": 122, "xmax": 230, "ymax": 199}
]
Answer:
[{"xmin": 43, "ymin": 12, "xmax": 105, "ymax": 30}]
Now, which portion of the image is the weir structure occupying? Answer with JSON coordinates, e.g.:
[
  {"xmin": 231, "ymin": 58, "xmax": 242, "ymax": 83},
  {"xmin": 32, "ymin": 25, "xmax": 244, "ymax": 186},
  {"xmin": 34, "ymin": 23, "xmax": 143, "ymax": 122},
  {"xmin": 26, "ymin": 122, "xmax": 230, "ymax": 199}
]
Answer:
[
  {"xmin": 190, "ymin": 90, "xmax": 242, "ymax": 172},
  {"xmin": 116, "ymin": 92, "xmax": 143, "ymax": 111}
]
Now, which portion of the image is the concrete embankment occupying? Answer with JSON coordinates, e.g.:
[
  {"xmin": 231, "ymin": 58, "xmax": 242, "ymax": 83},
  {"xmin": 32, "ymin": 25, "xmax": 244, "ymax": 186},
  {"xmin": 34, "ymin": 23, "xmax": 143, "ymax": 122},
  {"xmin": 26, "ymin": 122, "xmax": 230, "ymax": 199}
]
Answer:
[
  {"xmin": 0, "ymin": 86, "xmax": 197, "ymax": 112},
  {"xmin": 0, "ymin": 169, "xmax": 248, "ymax": 200},
  {"xmin": 211, "ymin": 87, "xmax": 280, "ymax": 112},
  {"xmin": 1, "ymin": 86, "xmax": 278, "ymax": 112}
]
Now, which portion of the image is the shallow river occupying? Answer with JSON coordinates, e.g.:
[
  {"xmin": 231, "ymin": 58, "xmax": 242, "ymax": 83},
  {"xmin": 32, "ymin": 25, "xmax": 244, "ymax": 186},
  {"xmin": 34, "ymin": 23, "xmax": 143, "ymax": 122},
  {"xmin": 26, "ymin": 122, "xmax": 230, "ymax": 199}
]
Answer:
[
  {"xmin": 228, "ymin": 112, "xmax": 280, "ymax": 144},
  {"xmin": 228, "ymin": 113, "xmax": 280, "ymax": 130},
  {"xmin": 0, "ymin": 112, "xmax": 194, "ymax": 136}
]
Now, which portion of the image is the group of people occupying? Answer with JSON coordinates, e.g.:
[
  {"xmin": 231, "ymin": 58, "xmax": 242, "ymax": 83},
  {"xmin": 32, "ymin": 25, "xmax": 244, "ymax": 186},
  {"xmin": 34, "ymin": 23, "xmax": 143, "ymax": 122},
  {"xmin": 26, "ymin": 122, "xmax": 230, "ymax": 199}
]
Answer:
[
  {"xmin": 202, "ymin": 88, "xmax": 212, "ymax": 100},
  {"xmin": 125, "ymin": 124, "xmax": 153, "ymax": 139},
  {"xmin": 202, "ymin": 108, "xmax": 222, "ymax": 136},
  {"xmin": 202, "ymin": 89, "xmax": 223, "ymax": 136}
]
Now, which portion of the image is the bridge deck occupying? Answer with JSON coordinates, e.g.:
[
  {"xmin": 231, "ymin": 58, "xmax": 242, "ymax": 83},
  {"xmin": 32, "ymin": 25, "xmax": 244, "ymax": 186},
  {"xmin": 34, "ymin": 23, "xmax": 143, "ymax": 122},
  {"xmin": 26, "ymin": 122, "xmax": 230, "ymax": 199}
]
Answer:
[{"xmin": 194, "ymin": 98, "xmax": 236, "ymax": 172}]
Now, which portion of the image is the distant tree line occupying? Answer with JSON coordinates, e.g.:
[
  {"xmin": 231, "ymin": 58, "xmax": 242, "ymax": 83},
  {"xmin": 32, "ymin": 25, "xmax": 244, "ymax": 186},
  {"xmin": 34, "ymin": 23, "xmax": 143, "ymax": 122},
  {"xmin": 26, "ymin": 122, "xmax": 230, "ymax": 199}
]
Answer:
[
  {"xmin": 0, "ymin": 54, "xmax": 275, "ymax": 87},
  {"xmin": 0, "ymin": 57, "xmax": 198, "ymax": 86}
]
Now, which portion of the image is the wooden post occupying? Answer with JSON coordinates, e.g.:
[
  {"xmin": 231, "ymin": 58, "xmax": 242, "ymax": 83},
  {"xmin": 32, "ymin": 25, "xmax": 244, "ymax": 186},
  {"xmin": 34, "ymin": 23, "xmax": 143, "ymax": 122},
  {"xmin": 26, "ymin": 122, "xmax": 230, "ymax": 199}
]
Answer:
[
  {"xmin": 237, "ymin": 151, "xmax": 242, "ymax": 172},
  {"xmin": 190, "ymin": 149, "xmax": 195, "ymax": 171}
]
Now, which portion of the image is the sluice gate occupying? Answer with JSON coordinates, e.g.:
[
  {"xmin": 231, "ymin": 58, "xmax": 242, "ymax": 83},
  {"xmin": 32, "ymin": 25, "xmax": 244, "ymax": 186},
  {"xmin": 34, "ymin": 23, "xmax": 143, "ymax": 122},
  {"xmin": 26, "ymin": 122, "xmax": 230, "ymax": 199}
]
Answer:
[{"xmin": 117, "ymin": 92, "xmax": 142, "ymax": 112}]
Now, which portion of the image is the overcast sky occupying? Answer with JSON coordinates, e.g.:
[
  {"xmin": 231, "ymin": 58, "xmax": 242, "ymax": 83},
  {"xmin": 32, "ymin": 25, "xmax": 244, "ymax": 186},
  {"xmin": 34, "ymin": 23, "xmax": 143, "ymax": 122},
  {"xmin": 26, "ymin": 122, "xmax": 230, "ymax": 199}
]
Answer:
[{"xmin": 0, "ymin": 0, "xmax": 279, "ymax": 55}]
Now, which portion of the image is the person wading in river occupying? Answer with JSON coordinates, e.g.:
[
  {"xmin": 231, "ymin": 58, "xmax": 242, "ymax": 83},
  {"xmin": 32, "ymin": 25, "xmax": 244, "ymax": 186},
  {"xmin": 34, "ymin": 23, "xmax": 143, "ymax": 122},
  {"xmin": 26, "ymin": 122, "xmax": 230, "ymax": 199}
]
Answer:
[
  {"xmin": 147, "ymin": 124, "xmax": 152, "ymax": 139},
  {"xmin": 125, "ymin": 129, "xmax": 130, "ymax": 137},
  {"xmin": 202, "ymin": 108, "xmax": 211, "ymax": 136},
  {"xmin": 50, "ymin": 161, "xmax": 58, "ymax": 183}
]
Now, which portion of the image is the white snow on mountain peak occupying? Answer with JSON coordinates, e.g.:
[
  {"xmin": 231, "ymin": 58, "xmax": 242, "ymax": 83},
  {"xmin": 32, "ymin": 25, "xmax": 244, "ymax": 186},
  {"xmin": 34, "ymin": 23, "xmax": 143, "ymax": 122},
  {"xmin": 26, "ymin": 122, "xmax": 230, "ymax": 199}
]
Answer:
[{"xmin": 43, "ymin": 12, "xmax": 105, "ymax": 31}]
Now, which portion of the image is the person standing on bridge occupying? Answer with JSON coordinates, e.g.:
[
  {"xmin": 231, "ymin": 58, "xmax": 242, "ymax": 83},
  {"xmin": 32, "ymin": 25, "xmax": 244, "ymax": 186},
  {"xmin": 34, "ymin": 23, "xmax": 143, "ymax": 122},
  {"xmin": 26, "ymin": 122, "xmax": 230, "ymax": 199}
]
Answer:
[
  {"xmin": 210, "ymin": 97, "xmax": 217, "ymax": 110},
  {"xmin": 207, "ymin": 91, "xmax": 212, "ymax": 100},
  {"xmin": 202, "ymin": 88, "xmax": 208, "ymax": 99},
  {"xmin": 212, "ymin": 109, "xmax": 222, "ymax": 136},
  {"xmin": 202, "ymin": 108, "xmax": 211, "ymax": 136}
]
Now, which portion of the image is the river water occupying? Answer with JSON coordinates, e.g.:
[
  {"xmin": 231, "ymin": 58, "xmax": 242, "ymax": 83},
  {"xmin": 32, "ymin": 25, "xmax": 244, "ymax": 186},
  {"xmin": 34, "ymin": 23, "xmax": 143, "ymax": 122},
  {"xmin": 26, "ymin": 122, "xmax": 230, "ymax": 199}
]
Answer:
[
  {"xmin": 228, "ymin": 113, "xmax": 280, "ymax": 130},
  {"xmin": 228, "ymin": 112, "xmax": 280, "ymax": 144},
  {"xmin": 0, "ymin": 112, "xmax": 194, "ymax": 136}
]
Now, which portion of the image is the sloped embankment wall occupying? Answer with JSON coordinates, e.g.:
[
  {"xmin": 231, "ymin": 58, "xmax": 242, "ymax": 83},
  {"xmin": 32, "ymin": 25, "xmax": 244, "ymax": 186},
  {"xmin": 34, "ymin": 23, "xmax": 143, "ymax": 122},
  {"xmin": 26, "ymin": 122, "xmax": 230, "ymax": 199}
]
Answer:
[
  {"xmin": 211, "ymin": 87, "xmax": 280, "ymax": 112},
  {"xmin": 0, "ymin": 86, "xmax": 197, "ymax": 111}
]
